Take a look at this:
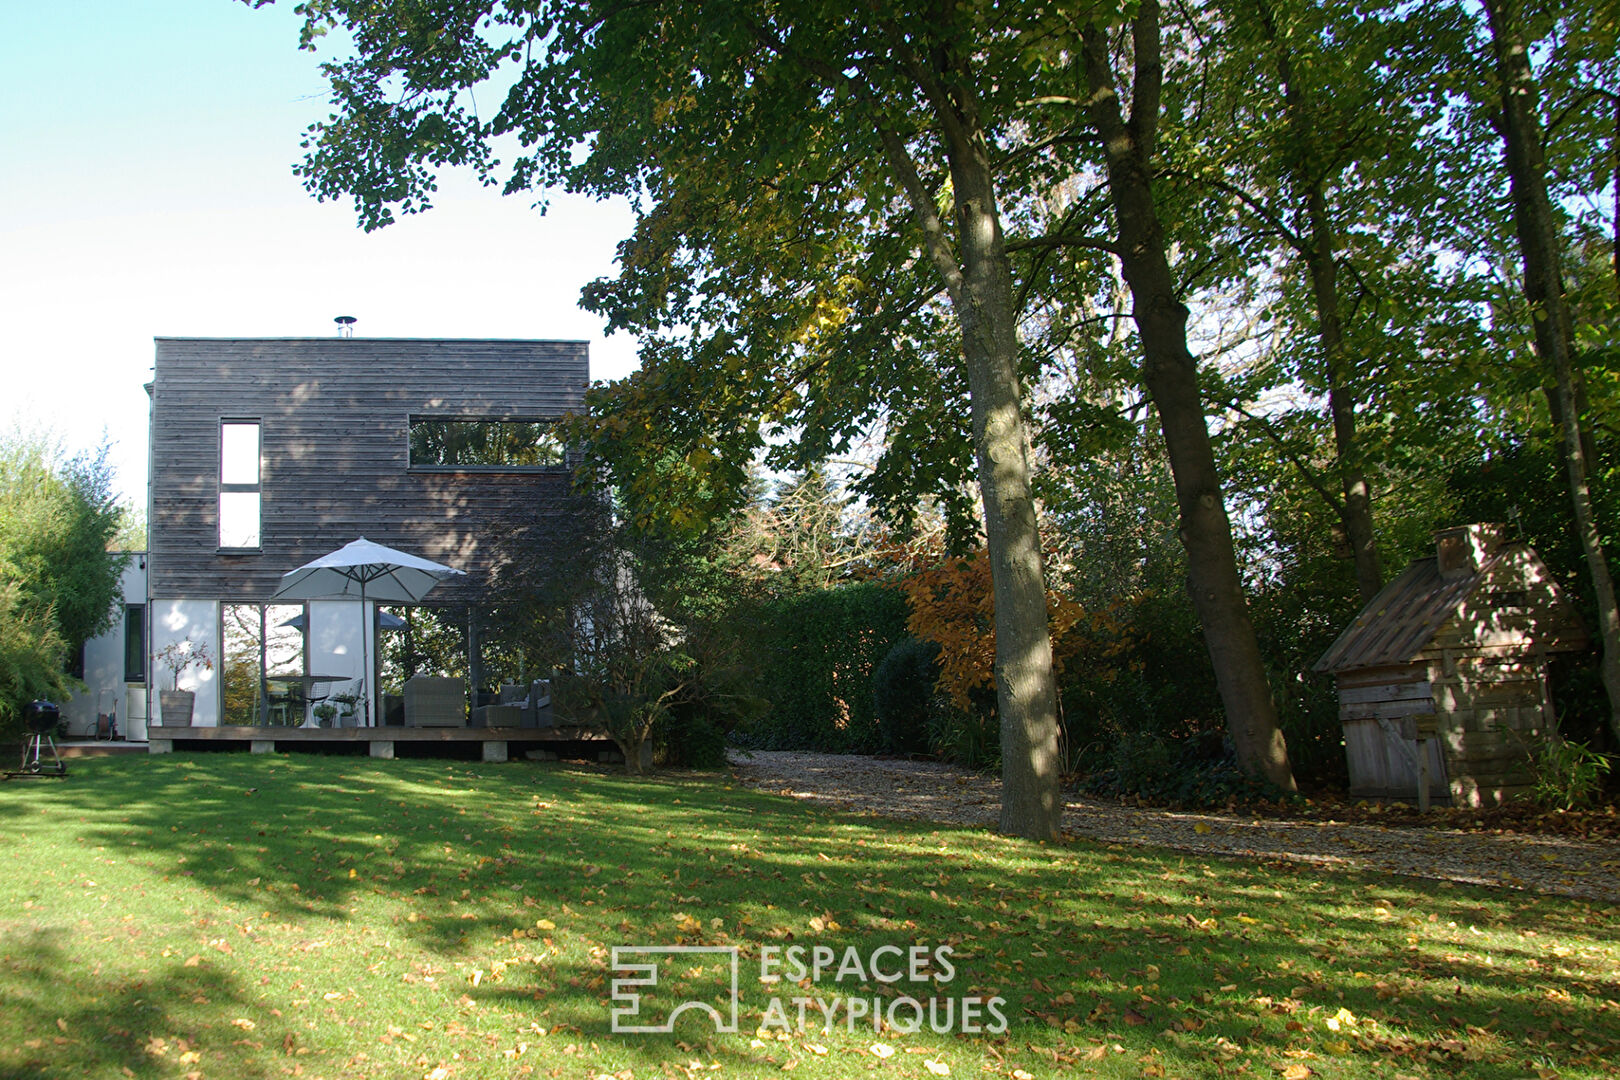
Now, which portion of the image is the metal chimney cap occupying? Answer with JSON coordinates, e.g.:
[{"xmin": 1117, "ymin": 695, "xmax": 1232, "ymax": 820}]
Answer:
[{"xmin": 334, "ymin": 315, "xmax": 357, "ymax": 338}]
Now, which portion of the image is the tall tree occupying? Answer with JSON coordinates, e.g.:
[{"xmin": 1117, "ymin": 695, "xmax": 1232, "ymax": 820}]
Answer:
[
  {"xmin": 1079, "ymin": 3, "xmax": 1296, "ymax": 789},
  {"xmin": 1479, "ymin": 0, "xmax": 1620, "ymax": 740},
  {"xmin": 280, "ymin": 0, "xmax": 1071, "ymax": 836}
]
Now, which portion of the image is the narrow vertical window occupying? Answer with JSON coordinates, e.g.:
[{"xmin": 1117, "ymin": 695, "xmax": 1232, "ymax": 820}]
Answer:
[
  {"xmin": 220, "ymin": 420, "xmax": 261, "ymax": 549},
  {"xmin": 123, "ymin": 603, "xmax": 146, "ymax": 683}
]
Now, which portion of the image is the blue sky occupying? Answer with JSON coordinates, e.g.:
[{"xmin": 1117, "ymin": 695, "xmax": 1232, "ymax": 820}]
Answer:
[{"xmin": 0, "ymin": 0, "xmax": 638, "ymax": 506}]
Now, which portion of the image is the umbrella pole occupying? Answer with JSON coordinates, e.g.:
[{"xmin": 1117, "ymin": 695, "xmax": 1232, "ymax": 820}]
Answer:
[{"xmin": 360, "ymin": 581, "xmax": 371, "ymax": 727}]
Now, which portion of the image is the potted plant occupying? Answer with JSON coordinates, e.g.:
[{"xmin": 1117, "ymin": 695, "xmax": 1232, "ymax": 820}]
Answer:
[
  {"xmin": 330, "ymin": 691, "xmax": 363, "ymax": 728},
  {"xmin": 155, "ymin": 637, "xmax": 213, "ymax": 726},
  {"xmin": 312, "ymin": 702, "xmax": 338, "ymax": 728}
]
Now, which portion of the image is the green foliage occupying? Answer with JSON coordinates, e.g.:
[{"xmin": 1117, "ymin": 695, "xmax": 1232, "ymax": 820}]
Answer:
[
  {"xmin": 1531, "ymin": 736, "xmax": 1613, "ymax": 811},
  {"xmin": 0, "ymin": 435, "xmax": 128, "ymax": 647},
  {"xmin": 0, "ymin": 433, "xmax": 129, "ymax": 732},
  {"xmin": 267, "ymin": 0, "xmax": 1620, "ymax": 788},
  {"xmin": 1082, "ymin": 730, "xmax": 1298, "ymax": 809},
  {"xmin": 651, "ymin": 710, "xmax": 730, "ymax": 770},
  {"xmin": 742, "ymin": 583, "xmax": 909, "ymax": 754},
  {"xmin": 927, "ymin": 702, "xmax": 1000, "ymax": 772},
  {"xmin": 0, "ymin": 581, "xmax": 70, "ymax": 732},
  {"xmin": 871, "ymin": 637, "xmax": 939, "ymax": 756}
]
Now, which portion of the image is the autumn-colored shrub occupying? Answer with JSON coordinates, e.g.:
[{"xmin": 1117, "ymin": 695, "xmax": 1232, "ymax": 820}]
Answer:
[{"xmin": 896, "ymin": 547, "xmax": 1143, "ymax": 709}]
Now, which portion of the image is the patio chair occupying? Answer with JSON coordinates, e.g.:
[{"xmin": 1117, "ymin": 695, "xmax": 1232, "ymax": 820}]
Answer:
[
  {"xmin": 473, "ymin": 680, "xmax": 552, "ymax": 728},
  {"xmin": 266, "ymin": 682, "xmax": 307, "ymax": 727},
  {"xmin": 404, "ymin": 675, "xmax": 466, "ymax": 727}
]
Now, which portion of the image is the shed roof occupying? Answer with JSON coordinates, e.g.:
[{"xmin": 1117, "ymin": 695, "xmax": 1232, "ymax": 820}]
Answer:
[{"xmin": 1314, "ymin": 541, "xmax": 1585, "ymax": 673}]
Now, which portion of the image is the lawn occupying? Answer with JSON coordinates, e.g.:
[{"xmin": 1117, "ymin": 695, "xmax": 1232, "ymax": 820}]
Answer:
[{"xmin": 0, "ymin": 754, "xmax": 1615, "ymax": 1080}]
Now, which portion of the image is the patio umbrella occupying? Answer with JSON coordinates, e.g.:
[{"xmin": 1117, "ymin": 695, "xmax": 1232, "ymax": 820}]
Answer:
[
  {"xmin": 271, "ymin": 538, "xmax": 466, "ymax": 724},
  {"xmin": 278, "ymin": 610, "xmax": 407, "ymax": 632}
]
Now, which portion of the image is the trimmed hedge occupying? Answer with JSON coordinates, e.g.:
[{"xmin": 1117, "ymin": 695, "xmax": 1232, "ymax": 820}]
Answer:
[{"xmin": 740, "ymin": 582, "xmax": 909, "ymax": 753}]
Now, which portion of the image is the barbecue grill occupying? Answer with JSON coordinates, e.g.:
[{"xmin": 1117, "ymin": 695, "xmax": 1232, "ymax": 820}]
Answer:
[{"xmin": 7, "ymin": 700, "xmax": 67, "ymax": 779}]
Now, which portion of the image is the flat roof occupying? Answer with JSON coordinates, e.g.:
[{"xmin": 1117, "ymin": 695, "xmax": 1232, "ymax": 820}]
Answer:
[{"xmin": 153, "ymin": 336, "xmax": 591, "ymax": 344}]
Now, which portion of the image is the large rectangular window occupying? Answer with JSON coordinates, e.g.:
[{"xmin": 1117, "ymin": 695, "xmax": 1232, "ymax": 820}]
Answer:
[
  {"xmin": 123, "ymin": 604, "xmax": 146, "ymax": 683},
  {"xmin": 221, "ymin": 603, "xmax": 306, "ymax": 725},
  {"xmin": 408, "ymin": 418, "xmax": 564, "ymax": 469},
  {"xmin": 219, "ymin": 420, "xmax": 261, "ymax": 549}
]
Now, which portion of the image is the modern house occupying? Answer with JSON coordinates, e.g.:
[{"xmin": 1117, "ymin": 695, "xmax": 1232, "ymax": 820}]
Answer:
[{"xmin": 105, "ymin": 334, "xmax": 589, "ymax": 742}]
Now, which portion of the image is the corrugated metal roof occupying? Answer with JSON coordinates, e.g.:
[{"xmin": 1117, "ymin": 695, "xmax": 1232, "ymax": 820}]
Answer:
[{"xmin": 1314, "ymin": 552, "xmax": 1499, "ymax": 673}]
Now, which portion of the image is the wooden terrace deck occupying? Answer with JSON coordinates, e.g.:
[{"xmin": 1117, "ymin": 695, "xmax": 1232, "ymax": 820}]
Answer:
[{"xmin": 145, "ymin": 724, "xmax": 611, "ymax": 763}]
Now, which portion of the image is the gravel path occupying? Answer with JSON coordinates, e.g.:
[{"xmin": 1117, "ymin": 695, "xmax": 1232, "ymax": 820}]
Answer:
[{"xmin": 728, "ymin": 750, "xmax": 1620, "ymax": 903}]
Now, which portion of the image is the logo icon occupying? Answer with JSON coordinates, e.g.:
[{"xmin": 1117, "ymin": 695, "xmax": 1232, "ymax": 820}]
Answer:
[{"xmin": 610, "ymin": 946, "xmax": 740, "ymax": 1034}]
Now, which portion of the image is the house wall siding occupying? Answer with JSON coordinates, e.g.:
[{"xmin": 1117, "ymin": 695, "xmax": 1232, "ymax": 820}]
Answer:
[{"xmin": 148, "ymin": 338, "xmax": 589, "ymax": 603}]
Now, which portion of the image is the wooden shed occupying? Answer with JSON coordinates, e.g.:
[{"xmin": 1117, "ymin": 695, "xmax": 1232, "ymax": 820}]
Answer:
[{"xmin": 1315, "ymin": 523, "xmax": 1588, "ymax": 807}]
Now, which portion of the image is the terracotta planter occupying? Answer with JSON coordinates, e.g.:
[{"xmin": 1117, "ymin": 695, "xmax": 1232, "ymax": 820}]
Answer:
[{"xmin": 158, "ymin": 689, "xmax": 195, "ymax": 726}]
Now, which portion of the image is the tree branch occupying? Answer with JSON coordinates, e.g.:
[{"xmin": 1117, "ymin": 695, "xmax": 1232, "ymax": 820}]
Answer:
[{"xmin": 1218, "ymin": 398, "xmax": 1344, "ymax": 514}]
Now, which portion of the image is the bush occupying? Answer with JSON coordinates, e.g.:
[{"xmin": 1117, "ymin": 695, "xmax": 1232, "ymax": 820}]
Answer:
[
  {"xmin": 1081, "ymin": 730, "xmax": 1295, "ymax": 808},
  {"xmin": 872, "ymin": 637, "xmax": 939, "ymax": 755},
  {"xmin": 1531, "ymin": 736, "xmax": 1612, "ymax": 811},
  {"xmin": 742, "ymin": 582, "xmax": 909, "ymax": 752},
  {"xmin": 1109, "ymin": 730, "xmax": 1179, "ymax": 795},
  {"xmin": 0, "ymin": 580, "xmax": 69, "ymax": 737},
  {"xmin": 653, "ymin": 711, "xmax": 730, "ymax": 769},
  {"xmin": 929, "ymin": 700, "xmax": 1000, "ymax": 771},
  {"xmin": 0, "ymin": 435, "xmax": 128, "ymax": 733}
]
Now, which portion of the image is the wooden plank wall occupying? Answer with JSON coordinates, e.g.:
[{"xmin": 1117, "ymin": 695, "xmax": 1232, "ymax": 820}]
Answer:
[
  {"xmin": 1337, "ymin": 655, "xmax": 1551, "ymax": 806},
  {"xmin": 1338, "ymin": 664, "xmax": 1451, "ymax": 801},
  {"xmin": 1423, "ymin": 549, "xmax": 1587, "ymax": 654},
  {"xmin": 1430, "ymin": 654, "xmax": 1549, "ymax": 805},
  {"xmin": 149, "ymin": 338, "xmax": 591, "ymax": 602}
]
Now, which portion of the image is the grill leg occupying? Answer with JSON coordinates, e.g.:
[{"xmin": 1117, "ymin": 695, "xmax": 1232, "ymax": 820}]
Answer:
[{"xmin": 15, "ymin": 734, "xmax": 66, "ymax": 776}]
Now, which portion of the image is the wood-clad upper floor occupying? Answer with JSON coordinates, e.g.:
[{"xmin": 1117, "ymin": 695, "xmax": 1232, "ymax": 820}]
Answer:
[{"xmin": 148, "ymin": 337, "xmax": 590, "ymax": 601}]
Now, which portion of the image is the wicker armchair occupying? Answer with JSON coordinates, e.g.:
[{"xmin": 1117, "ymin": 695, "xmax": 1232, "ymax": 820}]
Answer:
[{"xmin": 404, "ymin": 675, "xmax": 465, "ymax": 727}]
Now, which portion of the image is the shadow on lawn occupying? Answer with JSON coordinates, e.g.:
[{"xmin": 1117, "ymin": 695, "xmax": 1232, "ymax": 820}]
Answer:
[
  {"xmin": 0, "ymin": 926, "xmax": 295, "ymax": 1080},
  {"xmin": 4, "ymin": 754, "xmax": 1617, "ymax": 1076}
]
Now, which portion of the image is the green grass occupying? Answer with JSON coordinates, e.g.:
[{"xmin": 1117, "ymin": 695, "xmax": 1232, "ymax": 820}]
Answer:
[{"xmin": 0, "ymin": 754, "xmax": 1616, "ymax": 1080}]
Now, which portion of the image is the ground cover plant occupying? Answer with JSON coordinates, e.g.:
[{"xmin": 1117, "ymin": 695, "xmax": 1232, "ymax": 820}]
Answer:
[{"xmin": 0, "ymin": 755, "xmax": 1616, "ymax": 1079}]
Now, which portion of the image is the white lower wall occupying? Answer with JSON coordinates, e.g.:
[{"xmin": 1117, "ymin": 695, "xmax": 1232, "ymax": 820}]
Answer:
[
  {"xmin": 151, "ymin": 599, "xmax": 221, "ymax": 727},
  {"xmin": 62, "ymin": 556, "xmax": 147, "ymax": 738}
]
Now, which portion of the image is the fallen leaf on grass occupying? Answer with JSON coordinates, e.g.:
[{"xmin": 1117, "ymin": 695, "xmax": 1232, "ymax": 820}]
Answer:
[
  {"xmin": 924, "ymin": 1061, "xmax": 950, "ymax": 1076},
  {"xmin": 870, "ymin": 1043, "xmax": 895, "ymax": 1058}
]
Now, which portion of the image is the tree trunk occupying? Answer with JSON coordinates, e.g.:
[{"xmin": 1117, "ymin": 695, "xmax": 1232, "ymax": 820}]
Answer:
[
  {"xmin": 1485, "ymin": 0, "xmax": 1620, "ymax": 743},
  {"xmin": 1304, "ymin": 189, "xmax": 1383, "ymax": 604},
  {"xmin": 1083, "ymin": 8, "xmax": 1296, "ymax": 790},
  {"xmin": 878, "ymin": 48, "xmax": 1064, "ymax": 840},
  {"xmin": 953, "ymin": 176, "xmax": 1064, "ymax": 841},
  {"xmin": 1255, "ymin": 0, "xmax": 1382, "ymax": 602}
]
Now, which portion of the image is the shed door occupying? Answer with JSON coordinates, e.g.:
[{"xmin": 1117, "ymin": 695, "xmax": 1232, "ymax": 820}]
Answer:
[{"xmin": 1344, "ymin": 716, "xmax": 1449, "ymax": 801}]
